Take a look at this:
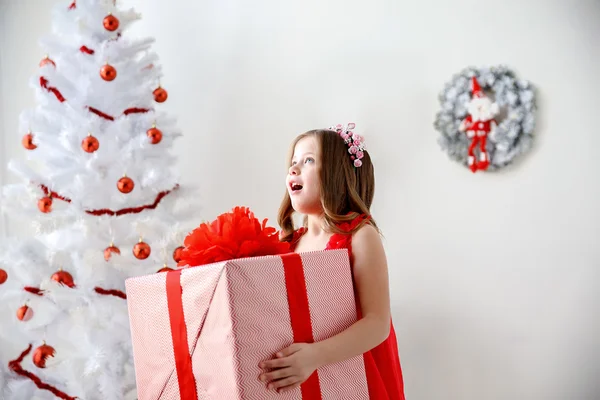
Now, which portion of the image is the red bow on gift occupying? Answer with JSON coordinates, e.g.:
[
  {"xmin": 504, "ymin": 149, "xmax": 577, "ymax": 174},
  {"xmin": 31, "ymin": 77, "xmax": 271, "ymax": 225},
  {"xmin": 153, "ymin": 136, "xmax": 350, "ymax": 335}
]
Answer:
[{"xmin": 177, "ymin": 206, "xmax": 291, "ymax": 267}]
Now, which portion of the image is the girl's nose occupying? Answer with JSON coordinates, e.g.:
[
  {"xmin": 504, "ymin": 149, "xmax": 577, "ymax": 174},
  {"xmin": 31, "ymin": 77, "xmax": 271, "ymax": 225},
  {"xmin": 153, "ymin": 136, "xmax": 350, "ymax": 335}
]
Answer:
[{"xmin": 289, "ymin": 165, "xmax": 299, "ymax": 175}]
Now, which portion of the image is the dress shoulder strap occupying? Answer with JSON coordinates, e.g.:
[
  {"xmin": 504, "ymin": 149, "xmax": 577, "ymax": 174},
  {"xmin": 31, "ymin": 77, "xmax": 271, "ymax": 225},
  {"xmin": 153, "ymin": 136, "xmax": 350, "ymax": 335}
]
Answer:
[
  {"xmin": 336, "ymin": 213, "xmax": 372, "ymax": 233},
  {"xmin": 289, "ymin": 227, "xmax": 307, "ymax": 251},
  {"xmin": 326, "ymin": 214, "xmax": 371, "ymax": 251}
]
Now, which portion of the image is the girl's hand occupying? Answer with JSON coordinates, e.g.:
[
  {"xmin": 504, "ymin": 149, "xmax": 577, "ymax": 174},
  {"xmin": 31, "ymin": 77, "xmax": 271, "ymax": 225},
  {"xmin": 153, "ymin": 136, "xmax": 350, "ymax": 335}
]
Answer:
[{"xmin": 258, "ymin": 343, "xmax": 322, "ymax": 392}]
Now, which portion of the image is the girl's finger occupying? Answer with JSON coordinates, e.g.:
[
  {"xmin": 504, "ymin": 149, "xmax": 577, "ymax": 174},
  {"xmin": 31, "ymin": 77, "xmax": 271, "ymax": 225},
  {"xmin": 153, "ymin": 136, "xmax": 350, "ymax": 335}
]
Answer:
[
  {"xmin": 261, "ymin": 367, "xmax": 293, "ymax": 382},
  {"xmin": 276, "ymin": 344, "xmax": 302, "ymax": 358},
  {"xmin": 269, "ymin": 376, "xmax": 300, "ymax": 390},
  {"xmin": 260, "ymin": 356, "xmax": 291, "ymax": 370}
]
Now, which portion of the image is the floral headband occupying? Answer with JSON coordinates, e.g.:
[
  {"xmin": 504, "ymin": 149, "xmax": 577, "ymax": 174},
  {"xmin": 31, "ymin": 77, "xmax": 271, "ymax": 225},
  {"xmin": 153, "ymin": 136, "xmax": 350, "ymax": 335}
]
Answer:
[{"xmin": 330, "ymin": 123, "xmax": 366, "ymax": 168}]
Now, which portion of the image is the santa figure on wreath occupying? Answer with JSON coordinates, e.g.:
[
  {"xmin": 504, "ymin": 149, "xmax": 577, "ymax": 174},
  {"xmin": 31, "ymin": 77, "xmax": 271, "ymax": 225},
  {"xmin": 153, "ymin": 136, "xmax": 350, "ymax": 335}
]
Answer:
[{"xmin": 459, "ymin": 76, "xmax": 499, "ymax": 172}]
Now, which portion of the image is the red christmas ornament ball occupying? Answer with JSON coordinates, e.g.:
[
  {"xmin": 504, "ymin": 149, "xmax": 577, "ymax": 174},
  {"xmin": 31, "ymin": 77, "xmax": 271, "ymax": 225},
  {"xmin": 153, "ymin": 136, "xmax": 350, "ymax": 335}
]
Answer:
[
  {"xmin": 158, "ymin": 264, "xmax": 173, "ymax": 273},
  {"xmin": 153, "ymin": 86, "xmax": 168, "ymax": 103},
  {"xmin": 38, "ymin": 196, "xmax": 53, "ymax": 213},
  {"xmin": 22, "ymin": 132, "xmax": 37, "ymax": 150},
  {"xmin": 17, "ymin": 305, "xmax": 33, "ymax": 321},
  {"xmin": 39, "ymin": 55, "xmax": 56, "ymax": 68},
  {"xmin": 0, "ymin": 268, "xmax": 7, "ymax": 284},
  {"xmin": 51, "ymin": 269, "xmax": 75, "ymax": 288},
  {"xmin": 103, "ymin": 13, "xmax": 119, "ymax": 31},
  {"xmin": 147, "ymin": 125, "xmax": 163, "ymax": 144},
  {"xmin": 33, "ymin": 344, "xmax": 55, "ymax": 368},
  {"xmin": 173, "ymin": 246, "xmax": 184, "ymax": 263},
  {"xmin": 117, "ymin": 176, "xmax": 134, "ymax": 194},
  {"xmin": 104, "ymin": 244, "xmax": 121, "ymax": 261},
  {"xmin": 82, "ymin": 134, "xmax": 100, "ymax": 153},
  {"xmin": 133, "ymin": 239, "xmax": 151, "ymax": 260},
  {"xmin": 100, "ymin": 63, "xmax": 117, "ymax": 81}
]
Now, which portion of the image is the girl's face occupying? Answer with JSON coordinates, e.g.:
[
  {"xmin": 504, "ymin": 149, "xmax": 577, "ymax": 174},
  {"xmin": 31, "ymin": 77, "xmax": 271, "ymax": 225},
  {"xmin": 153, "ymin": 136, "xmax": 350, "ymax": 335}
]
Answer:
[{"xmin": 286, "ymin": 136, "xmax": 322, "ymax": 215}]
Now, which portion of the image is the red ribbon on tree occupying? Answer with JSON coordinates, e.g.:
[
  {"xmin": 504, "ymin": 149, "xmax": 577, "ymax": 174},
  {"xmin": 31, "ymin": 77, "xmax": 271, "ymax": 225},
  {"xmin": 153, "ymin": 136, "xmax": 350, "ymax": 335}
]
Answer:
[
  {"xmin": 79, "ymin": 45, "xmax": 95, "ymax": 55},
  {"xmin": 8, "ymin": 344, "xmax": 77, "ymax": 400},
  {"xmin": 87, "ymin": 106, "xmax": 115, "ymax": 121},
  {"xmin": 123, "ymin": 107, "xmax": 150, "ymax": 116},
  {"xmin": 40, "ymin": 77, "xmax": 65, "ymax": 102},
  {"xmin": 94, "ymin": 287, "xmax": 126, "ymax": 299},
  {"xmin": 39, "ymin": 77, "xmax": 151, "ymax": 120},
  {"xmin": 24, "ymin": 286, "xmax": 45, "ymax": 296},
  {"xmin": 39, "ymin": 183, "xmax": 178, "ymax": 217}
]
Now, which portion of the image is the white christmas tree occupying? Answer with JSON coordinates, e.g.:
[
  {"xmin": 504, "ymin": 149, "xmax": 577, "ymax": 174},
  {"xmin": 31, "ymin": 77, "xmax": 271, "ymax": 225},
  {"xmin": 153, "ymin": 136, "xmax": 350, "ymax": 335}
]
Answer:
[{"xmin": 0, "ymin": 0, "xmax": 199, "ymax": 398}]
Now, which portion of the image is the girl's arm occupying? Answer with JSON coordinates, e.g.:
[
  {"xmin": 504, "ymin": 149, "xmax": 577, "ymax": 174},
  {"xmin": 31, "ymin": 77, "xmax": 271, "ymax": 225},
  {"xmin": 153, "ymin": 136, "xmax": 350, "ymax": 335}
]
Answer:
[
  {"xmin": 259, "ymin": 224, "xmax": 392, "ymax": 392},
  {"xmin": 313, "ymin": 223, "xmax": 392, "ymax": 362}
]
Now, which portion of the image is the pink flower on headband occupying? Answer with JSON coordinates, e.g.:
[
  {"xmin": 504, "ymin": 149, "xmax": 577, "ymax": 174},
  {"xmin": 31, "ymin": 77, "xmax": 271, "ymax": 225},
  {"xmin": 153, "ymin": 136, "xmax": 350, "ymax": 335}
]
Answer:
[{"xmin": 329, "ymin": 122, "xmax": 366, "ymax": 168}]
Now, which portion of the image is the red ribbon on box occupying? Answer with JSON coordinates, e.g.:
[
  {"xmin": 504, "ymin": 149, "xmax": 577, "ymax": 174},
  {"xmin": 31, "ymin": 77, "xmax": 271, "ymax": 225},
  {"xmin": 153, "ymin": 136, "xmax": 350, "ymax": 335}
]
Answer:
[
  {"xmin": 281, "ymin": 253, "xmax": 323, "ymax": 399},
  {"xmin": 164, "ymin": 253, "xmax": 323, "ymax": 399},
  {"xmin": 166, "ymin": 270, "xmax": 198, "ymax": 400}
]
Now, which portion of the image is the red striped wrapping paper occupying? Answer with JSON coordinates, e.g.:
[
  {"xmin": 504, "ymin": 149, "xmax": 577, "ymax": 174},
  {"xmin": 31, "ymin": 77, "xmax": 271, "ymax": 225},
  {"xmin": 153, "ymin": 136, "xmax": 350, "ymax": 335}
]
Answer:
[{"xmin": 125, "ymin": 249, "xmax": 370, "ymax": 400}]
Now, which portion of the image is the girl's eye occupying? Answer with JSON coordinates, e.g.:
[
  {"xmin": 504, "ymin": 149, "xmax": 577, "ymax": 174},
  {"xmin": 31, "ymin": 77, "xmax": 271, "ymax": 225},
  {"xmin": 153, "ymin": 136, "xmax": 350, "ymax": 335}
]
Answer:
[{"xmin": 305, "ymin": 157, "xmax": 314, "ymax": 163}]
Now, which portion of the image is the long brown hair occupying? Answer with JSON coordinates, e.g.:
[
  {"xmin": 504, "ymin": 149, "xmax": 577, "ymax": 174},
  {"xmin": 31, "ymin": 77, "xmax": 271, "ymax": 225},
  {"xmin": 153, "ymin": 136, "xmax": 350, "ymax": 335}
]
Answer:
[{"xmin": 278, "ymin": 129, "xmax": 378, "ymax": 242}]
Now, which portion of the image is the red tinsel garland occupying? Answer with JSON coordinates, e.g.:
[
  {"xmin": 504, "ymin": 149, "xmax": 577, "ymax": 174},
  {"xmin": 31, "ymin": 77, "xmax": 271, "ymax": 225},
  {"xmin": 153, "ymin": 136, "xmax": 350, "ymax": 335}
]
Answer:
[
  {"xmin": 39, "ymin": 77, "xmax": 66, "ymax": 103},
  {"xmin": 79, "ymin": 45, "xmax": 95, "ymax": 55},
  {"xmin": 39, "ymin": 78, "xmax": 152, "ymax": 120},
  {"xmin": 25, "ymin": 285, "xmax": 125, "ymax": 299},
  {"xmin": 40, "ymin": 185, "xmax": 70, "ymax": 202},
  {"xmin": 86, "ymin": 106, "xmax": 114, "ymax": 121},
  {"xmin": 24, "ymin": 286, "xmax": 45, "ymax": 296},
  {"xmin": 123, "ymin": 107, "xmax": 150, "ymax": 116},
  {"xmin": 94, "ymin": 287, "xmax": 126, "ymax": 299},
  {"xmin": 8, "ymin": 344, "xmax": 78, "ymax": 400},
  {"xmin": 39, "ymin": 183, "xmax": 178, "ymax": 216}
]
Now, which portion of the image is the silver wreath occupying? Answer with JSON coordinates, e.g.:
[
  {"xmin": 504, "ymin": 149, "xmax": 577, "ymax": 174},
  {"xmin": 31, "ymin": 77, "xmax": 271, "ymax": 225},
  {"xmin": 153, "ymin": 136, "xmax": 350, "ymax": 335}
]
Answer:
[{"xmin": 434, "ymin": 65, "xmax": 537, "ymax": 171}]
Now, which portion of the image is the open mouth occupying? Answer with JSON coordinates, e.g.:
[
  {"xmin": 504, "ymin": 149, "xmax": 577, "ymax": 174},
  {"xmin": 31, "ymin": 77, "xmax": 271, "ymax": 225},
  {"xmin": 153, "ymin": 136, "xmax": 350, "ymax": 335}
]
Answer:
[{"xmin": 290, "ymin": 183, "xmax": 303, "ymax": 193}]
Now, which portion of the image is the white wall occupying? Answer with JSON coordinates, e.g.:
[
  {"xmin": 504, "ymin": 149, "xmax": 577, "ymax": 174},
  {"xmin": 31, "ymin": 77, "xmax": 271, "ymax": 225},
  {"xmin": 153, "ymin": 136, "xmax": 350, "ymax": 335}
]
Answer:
[{"xmin": 2, "ymin": 0, "xmax": 600, "ymax": 399}]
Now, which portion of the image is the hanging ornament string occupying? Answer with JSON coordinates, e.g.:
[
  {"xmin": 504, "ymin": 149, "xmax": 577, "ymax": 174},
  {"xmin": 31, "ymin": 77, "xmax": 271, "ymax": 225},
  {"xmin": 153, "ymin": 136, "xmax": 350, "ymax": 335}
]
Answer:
[
  {"xmin": 39, "ymin": 183, "xmax": 179, "ymax": 216},
  {"xmin": 8, "ymin": 344, "xmax": 78, "ymax": 400}
]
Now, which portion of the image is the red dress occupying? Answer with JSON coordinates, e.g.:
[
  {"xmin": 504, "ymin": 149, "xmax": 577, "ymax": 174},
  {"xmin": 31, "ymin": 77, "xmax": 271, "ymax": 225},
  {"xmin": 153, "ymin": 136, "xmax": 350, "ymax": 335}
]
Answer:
[{"xmin": 290, "ymin": 214, "xmax": 406, "ymax": 400}]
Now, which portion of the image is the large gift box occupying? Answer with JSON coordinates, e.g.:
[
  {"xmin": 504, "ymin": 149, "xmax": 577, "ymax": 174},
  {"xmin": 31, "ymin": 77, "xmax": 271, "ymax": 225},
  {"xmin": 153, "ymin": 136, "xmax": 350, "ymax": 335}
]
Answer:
[{"xmin": 125, "ymin": 249, "xmax": 370, "ymax": 399}]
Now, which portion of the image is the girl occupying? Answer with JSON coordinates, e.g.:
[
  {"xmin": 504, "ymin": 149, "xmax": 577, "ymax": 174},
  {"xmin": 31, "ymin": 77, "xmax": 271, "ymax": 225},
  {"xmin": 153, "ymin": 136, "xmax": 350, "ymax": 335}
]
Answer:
[{"xmin": 259, "ymin": 124, "xmax": 406, "ymax": 399}]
